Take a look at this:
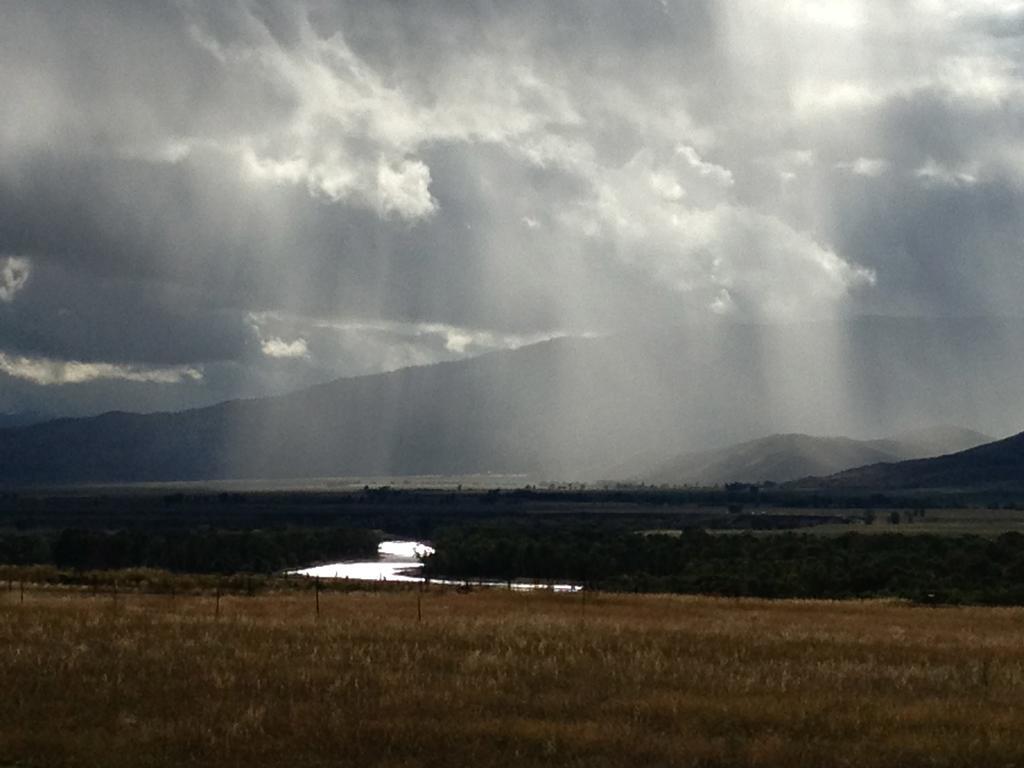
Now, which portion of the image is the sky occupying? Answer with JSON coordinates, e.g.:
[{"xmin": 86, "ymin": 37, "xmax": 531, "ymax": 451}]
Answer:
[{"xmin": 1, "ymin": 0, "xmax": 1023, "ymax": 417}]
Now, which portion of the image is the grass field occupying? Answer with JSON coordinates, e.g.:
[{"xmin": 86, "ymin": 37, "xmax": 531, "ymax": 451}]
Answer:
[{"xmin": 3, "ymin": 584, "xmax": 1024, "ymax": 767}]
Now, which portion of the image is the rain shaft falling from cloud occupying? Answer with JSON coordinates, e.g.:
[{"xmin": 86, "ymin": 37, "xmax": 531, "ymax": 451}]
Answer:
[{"xmin": 0, "ymin": 0, "xmax": 1023, "ymax": 472}]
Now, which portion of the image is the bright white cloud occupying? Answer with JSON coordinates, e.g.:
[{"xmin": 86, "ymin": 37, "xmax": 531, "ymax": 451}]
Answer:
[
  {"xmin": 793, "ymin": 80, "xmax": 892, "ymax": 116},
  {"xmin": 915, "ymin": 157, "xmax": 980, "ymax": 186},
  {"xmin": 561, "ymin": 146, "xmax": 875, "ymax": 320},
  {"xmin": 375, "ymin": 159, "xmax": 435, "ymax": 219},
  {"xmin": 442, "ymin": 330, "xmax": 475, "ymax": 354},
  {"xmin": 650, "ymin": 171, "xmax": 686, "ymax": 202},
  {"xmin": 311, "ymin": 316, "xmax": 559, "ymax": 354},
  {"xmin": 937, "ymin": 54, "xmax": 1024, "ymax": 104},
  {"xmin": 201, "ymin": 10, "xmax": 584, "ymax": 221},
  {"xmin": 675, "ymin": 145, "xmax": 734, "ymax": 188},
  {"xmin": 0, "ymin": 256, "xmax": 30, "ymax": 302},
  {"xmin": 250, "ymin": 309, "xmax": 560, "ymax": 371},
  {"xmin": 248, "ymin": 315, "xmax": 311, "ymax": 359},
  {"xmin": 0, "ymin": 352, "xmax": 202, "ymax": 386},
  {"xmin": 260, "ymin": 336, "xmax": 309, "ymax": 359},
  {"xmin": 781, "ymin": 0, "xmax": 868, "ymax": 30},
  {"xmin": 836, "ymin": 157, "xmax": 890, "ymax": 177}
]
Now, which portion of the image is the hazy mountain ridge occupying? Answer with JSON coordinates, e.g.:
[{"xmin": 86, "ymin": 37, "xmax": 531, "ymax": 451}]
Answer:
[
  {"xmin": 641, "ymin": 426, "xmax": 992, "ymax": 486},
  {"xmin": 0, "ymin": 411, "xmax": 52, "ymax": 429},
  {"xmin": 1, "ymin": 318, "xmax": 1023, "ymax": 485},
  {"xmin": 794, "ymin": 430, "xmax": 1024, "ymax": 490}
]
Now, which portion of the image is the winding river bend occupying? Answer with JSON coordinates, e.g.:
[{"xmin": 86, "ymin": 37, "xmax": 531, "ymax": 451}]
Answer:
[{"xmin": 291, "ymin": 540, "xmax": 581, "ymax": 592}]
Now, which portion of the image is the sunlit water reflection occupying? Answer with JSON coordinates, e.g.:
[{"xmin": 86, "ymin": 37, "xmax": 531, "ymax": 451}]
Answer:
[{"xmin": 290, "ymin": 539, "xmax": 580, "ymax": 592}]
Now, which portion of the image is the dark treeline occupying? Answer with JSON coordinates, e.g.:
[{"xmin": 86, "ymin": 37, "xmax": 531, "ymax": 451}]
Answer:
[
  {"xmin": 424, "ymin": 526, "xmax": 1024, "ymax": 604},
  {"xmin": 6, "ymin": 484, "xmax": 1019, "ymax": 534},
  {"xmin": 0, "ymin": 527, "xmax": 380, "ymax": 573},
  {"xmin": 0, "ymin": 487, "xmax": 867, "ymax": 549}
]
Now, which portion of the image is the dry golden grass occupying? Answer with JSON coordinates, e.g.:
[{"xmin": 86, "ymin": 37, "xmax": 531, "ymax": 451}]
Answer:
[{"xmin": 3, "ymin": 585, "xmax": 1024, "ymax": 767}]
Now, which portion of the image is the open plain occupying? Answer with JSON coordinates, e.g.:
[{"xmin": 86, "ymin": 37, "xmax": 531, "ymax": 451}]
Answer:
[{"xmin": 3, "ymin": 584, "xmax": 1024, "ymax": 768}]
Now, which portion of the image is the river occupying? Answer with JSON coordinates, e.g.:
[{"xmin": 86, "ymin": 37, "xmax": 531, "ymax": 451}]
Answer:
[{"xmin": 290, "ymin": 539, "xmax": 581, "ymax": 592}]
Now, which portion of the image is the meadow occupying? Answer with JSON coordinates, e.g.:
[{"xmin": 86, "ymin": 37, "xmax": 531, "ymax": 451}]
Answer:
[{"xmin": 3, "ymin": 583, "xmax": 1024, "ymax": 767}]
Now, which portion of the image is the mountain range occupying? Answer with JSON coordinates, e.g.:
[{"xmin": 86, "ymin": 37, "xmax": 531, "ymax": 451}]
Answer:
[
  {"xmin": 0, "ymin": 411, "xmax": 51, "ymax": 430},
  {"xmin": 1, "ymin": 317, "xmax": 1023, "ymax": 485},
  {"xmin": 794, "ymin": 430, "xmax": 1024, "ymax": 491},
  {"xmin": 641, "ymin": 427, "xmax": 992, "ymax": 486}
]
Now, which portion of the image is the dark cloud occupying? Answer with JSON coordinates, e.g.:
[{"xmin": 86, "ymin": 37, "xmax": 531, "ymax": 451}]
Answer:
[{"xmin": 0, "ymin": 0, "xmax": 1022, "ymax": 416}]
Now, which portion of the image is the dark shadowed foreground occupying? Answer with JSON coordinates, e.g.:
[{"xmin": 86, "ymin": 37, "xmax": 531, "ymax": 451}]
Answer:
[{"xmin": 3, "ymin": 587, "xmax": 1023, "ymax": 767}]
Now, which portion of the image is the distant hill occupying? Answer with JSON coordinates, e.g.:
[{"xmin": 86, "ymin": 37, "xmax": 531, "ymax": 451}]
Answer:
[
  {"xmin": 1, "ymin": 317, "xmax": 1023, "ymax": 484},
  {"xmin": 641, "ymin": 427, "xmax": 991, "ymax": 486},
  {"xmin": 0, "ymin": 411, "xmax": 51, "ymax": 429},
  {"xmin": 880, "ymin": 426, "xmax": 996, "ymax": 459},
  {"xmin": 795, "ymin": 431, "xmax": 1024, "ymax": 490}
]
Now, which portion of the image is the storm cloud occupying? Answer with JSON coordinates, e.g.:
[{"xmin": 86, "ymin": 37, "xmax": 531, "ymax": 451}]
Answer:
[{"xmin": 1, "ymin": 0, "xmax": 1022, "ymax": 416}]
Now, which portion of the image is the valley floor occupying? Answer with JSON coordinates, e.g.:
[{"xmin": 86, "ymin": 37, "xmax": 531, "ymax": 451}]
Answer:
[{"xmin": 3, "ymin": 586, "xmax": 1024, "ymax": 767}]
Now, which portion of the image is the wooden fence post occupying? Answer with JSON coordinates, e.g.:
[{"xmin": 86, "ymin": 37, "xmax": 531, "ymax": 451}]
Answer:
[
  {"xmin": 215, "ymin": 584, "xmax": 221, "ymax": 620},
  {"xmin": 315, "ymin": 578, "xmax": 321, "ymax": 620}
]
